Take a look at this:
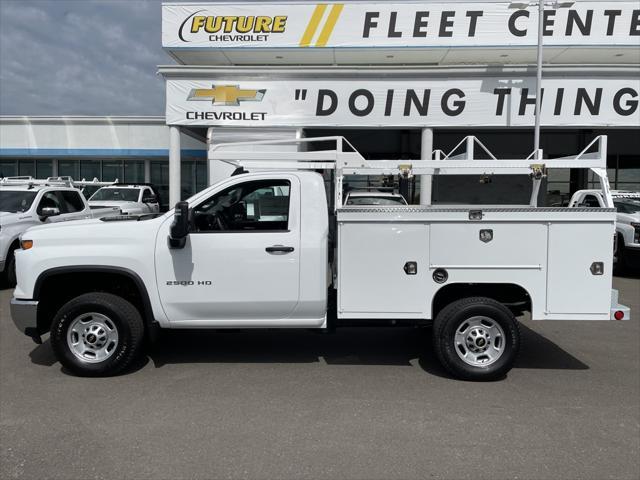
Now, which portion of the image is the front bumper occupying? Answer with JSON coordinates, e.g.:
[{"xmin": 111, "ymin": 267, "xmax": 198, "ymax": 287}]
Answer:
[
  {"xmin": 0, "ymin": 259, "xmax": 4, "ymax": 273},
  {"xmin": 10, "ymin": 298, "xmax": 41, "ymax": 342}
]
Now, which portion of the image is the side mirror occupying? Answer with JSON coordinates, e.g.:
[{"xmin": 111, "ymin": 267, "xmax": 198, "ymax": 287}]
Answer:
[
  {"xmin": 169, "ymin": 201, "xmax": 189, "ymax": 249},
  {"xmin": 40, "ymin": 207, "xmax": 60, "ymax": 220},
  {"xmin": 142, "ymin": 194, "xmax": 158, "ymax": 204}
]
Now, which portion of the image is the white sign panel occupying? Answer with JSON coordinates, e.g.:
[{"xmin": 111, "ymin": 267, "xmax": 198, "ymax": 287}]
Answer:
[
  {"xmin": 163, "ymin": 2, "xmax": 640, "ymax": 49},
  {"xmin": 166, "ymin": 77, "xmax": 640, "ymax": 127}
]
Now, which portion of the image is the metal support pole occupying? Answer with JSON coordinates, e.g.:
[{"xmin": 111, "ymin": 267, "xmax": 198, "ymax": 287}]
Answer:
[
  {"xmin": 144, "ymin": 159, "xmax": 151, "ymax": 183},
  {"xmin": 169, "ymin": 126, "xmax": 181, "ymax": 207},
  {"xmin": 420, "ymin": 128, "xmax": 433, "ymax": 205},
  {"xmin": 534, "ymin": 0, "xmax": 544, "ymax": 154}
]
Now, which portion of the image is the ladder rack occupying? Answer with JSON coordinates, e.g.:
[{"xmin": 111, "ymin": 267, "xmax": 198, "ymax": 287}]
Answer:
[
  {"xmin": 0, "ymin": 176, "xmax": 117, "ymax": 190},
  {"xmin": 210, "ymin": 135, "xmax": 611, "ymax": 209}
]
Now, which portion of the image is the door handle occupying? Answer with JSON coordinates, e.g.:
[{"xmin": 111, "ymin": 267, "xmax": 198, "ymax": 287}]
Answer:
[{"xmin": 265, "ymin": 245, "xmax": 295, "ymax": 254}]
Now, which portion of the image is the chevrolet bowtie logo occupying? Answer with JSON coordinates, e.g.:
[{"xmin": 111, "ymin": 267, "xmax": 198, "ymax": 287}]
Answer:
[{"xmin": 187, "ymin": 85, "xmax": 266, "ymax": 106}]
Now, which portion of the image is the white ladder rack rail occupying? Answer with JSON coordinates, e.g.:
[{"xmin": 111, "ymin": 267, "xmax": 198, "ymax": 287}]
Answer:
[
  {"xmin": 210, "ymin": 135, "xmax": 609, "ymax": 209},
  {"xmin": 0, "ymin": 176, "xmax": 117, "ymax": 189}
]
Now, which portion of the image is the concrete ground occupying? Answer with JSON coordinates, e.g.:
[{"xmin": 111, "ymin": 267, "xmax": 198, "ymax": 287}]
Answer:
[{"xmin": 0, "ymin": 276, "xmax": 638, "ymax": 480}]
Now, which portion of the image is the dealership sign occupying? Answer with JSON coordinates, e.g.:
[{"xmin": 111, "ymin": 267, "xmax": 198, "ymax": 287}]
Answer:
[
  {"xmin": 163, "ymin": 1, "xmax": 640, "ymax": 49},
  {"xmin": 165, "ymin": 77, "xmax": 639, "ymax": 127}
]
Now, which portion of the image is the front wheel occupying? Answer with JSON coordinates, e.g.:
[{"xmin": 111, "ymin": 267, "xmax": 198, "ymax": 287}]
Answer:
[
  {"xmin": 50, "ymin": 293, "xmax": 144, "ymax": 377},
  {"xmin": 433, "ymin": 297, "xmax": 520, "ymax": 381},
  {"xmin": 4, "ymin": 249, "xmax": 16, "ymax": 287}
]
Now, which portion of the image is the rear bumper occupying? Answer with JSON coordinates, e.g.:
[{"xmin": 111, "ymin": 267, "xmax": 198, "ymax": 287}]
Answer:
[
  {"xmin": 0, "ymin": 259, "xmax": 4, "ymax": 273},
  {"xmin": 10, "ymin": 298, "xmax": 40, "ymax": 340},
  {"xmin": 611, "ymin": 289, "xmax": 630, "ymax": 321}
]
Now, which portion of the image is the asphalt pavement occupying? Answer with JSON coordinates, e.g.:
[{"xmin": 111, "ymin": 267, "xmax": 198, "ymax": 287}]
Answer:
[{"xmin": 1, "ymin": 276, "xmax": 639, "ymax": 480}]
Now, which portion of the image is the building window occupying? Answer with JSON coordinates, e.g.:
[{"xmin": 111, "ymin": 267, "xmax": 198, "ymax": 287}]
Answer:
[
  {"xmin": 125, "ymin": 160, "xmax": 145, "ymax": 183},
  {"xmin": 36, "ymin": 159, "xmax": 53, "ymax": 178},
  {"xmin": 58, "ymin": 160, "xmax": 79, "ymax": 179},
  {"xmin": 102, "ymin": 160, "xmax": 123, "ymax": 182},
  {"xmin": 18, "ymin": 159, "xmax": 36, "ymax": 177},
  {"xmin": 151, "ymin": 160, "xmax": 169, "ymax": 209},
  {"xmin": 0, "ymin": 160, "xmax": 17, "ymax": 178},
  {"xmin": 80, "ymin": 160, "xmax": 101, "ymax": 181}
]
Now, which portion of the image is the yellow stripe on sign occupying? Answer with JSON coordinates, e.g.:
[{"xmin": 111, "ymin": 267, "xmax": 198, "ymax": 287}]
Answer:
[
  {"xmin": 315, "ymin": 4, "xmax": 344, "ymax": 47},
  {"xmin": 299, "ymin": 4, "xmax": 327, "ymax": 47}
]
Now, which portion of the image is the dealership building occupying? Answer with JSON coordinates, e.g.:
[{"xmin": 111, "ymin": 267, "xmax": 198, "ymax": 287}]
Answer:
[{"xmin": 1, "ymin": 0, "xmax": 639, "ymax": 207}]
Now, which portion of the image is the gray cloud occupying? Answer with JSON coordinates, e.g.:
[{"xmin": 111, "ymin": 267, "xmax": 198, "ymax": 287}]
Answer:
[{"xmin": 0, "ymin": 0, "xmax": 169, "ymax": 116}]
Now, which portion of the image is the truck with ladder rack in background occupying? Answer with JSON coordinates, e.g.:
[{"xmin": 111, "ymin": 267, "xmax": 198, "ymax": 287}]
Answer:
[
  {"xmin": 0, "ymin": 177, "xmax": 120, "ymax": 286},
  {"xmin": 9, "ymin": 135, "xmax": 630, "ymax": 380}
]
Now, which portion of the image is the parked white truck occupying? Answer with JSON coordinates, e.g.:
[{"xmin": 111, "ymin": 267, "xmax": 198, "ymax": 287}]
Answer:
[
  {"xmin": 10, "ymin": 136, "xmax": 630, "ymax": 380},
  {"xmin": 1, "ymin": 177, "xmax": 119, "ymax": 285},
  {"xmin": 88, "ymin": 184, "xmax": 161, "ymax": 215},
  {"xmin": 569, "ymin": 190, "xmax": 640, "ymax": 270}
]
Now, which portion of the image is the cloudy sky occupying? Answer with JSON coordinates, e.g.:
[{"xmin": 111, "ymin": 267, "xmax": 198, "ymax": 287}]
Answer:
[{"xmin": 0, "ymin": 0, "xmax": 170, "ymax": 116}]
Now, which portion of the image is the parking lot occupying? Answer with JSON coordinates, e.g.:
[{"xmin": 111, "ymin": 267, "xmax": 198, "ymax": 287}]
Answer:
[{"xmin": 0, "ymin": 276, "xmax": 638, "ymax": 480}]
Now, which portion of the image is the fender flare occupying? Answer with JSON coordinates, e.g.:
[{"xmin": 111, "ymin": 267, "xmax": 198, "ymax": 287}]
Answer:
[{"xmin": 33, "ymin": 265, "xmax": 156, "ymax": 328}]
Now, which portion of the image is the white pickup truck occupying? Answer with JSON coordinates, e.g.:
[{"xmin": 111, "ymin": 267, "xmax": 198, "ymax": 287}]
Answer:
[
  {"xmin": 569, "ymin": 190, "xmax": 640, "ymax": 270},
  {"xmin": 10, "ymin": 136, "xmax": 630, "ymax": 380},
  {"xmin": 0, "ymin": 178, "xmax": 119, "ymax": 285},
  {"xmin": 88, "ymin": 184, "xmax": 161, "ymax": 215}
]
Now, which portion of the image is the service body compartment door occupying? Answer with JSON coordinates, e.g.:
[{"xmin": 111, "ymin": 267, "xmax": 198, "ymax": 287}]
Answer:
[
  {"xmin": 338, "ymin": 222, "xmax": 429, "ymax": 318},
  {"xmin": 546, "ymin": 222, "xmax": 613, "ymax": 315}
]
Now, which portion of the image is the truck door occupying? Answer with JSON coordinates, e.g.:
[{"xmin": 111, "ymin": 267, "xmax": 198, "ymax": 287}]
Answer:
[{"xmin": 155, "ymin": 175, "xmax": 301, "ymax": 324}]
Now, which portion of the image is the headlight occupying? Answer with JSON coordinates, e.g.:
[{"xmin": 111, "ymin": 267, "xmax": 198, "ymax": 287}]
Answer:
[{"xmin": 631, "ymin": 223, "xmax": 640, "ymax": 244}]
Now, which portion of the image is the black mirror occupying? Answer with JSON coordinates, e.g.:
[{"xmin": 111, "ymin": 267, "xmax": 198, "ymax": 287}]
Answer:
[
  {"xmin": 40, "ymin": 207, "xmax": 60, "ymax": 220},
  {"xmin": 142, "ymin": 194, "xmax": 158, "ymax": 204},
  {"xmin": 169, "ymin": 201, "xmax": 189, "ymax": 249}
]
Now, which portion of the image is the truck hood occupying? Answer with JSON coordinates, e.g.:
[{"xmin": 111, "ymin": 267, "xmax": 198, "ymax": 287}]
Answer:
[
  {"xmin": 22, "ymin": 214, "xmax": 164, "ymax": 242},
  {"xmin": 617, "ymin": 212, "xmax": 640, "ymax": 224},
  {"xmin": 0, "ymin": 211, "xmax": 31, "ymax": 227},
  {"xmin": 89, "ymin": 200, "xmax": 148, "ymax": 214}
]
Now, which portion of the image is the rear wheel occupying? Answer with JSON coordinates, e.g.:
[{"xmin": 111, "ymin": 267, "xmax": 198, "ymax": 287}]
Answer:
[
  {"xmin": 50, "ymin": 293, "xmax": 144, "ymax": 377},
  {"xmin": 433, "ymin": 297, "xmax": 520, "ymax": 381}
]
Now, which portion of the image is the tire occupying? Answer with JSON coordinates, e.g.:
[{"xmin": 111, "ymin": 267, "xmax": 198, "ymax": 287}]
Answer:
[
  {"xmin": 433, "ymin": 297, "xmax": 520, "ymax": 381},
  {"xmin": 50, "ymin": 293, "xmax": 144, "ymax": 377},
  {"xmin": 615, "ymin": 234, "xmax": 627, "ymax": 274},
  {"xmin": 5, "ymin": 249, "xmax": 16, "ymax": 287}
]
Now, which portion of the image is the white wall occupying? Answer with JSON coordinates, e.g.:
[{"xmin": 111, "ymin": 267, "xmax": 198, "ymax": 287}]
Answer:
[{"xmin": 0, "ymin": 117, "xmax": 204, "ymax": 151}]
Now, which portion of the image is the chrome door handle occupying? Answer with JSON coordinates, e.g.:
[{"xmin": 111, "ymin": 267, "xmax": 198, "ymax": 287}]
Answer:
[{"xmin": 265, "ymin": 245, "xmax": 294, "ymax": 254}]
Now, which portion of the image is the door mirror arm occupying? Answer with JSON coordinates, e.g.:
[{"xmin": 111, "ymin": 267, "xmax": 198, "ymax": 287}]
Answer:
[{"xmin": 169, "ymin": 201, "xmax": 190, "ymax": 249}]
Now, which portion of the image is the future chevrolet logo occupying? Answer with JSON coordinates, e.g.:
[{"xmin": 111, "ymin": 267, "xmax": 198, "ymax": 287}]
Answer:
[{"xmin": 187, "ymin": 85, "xmax": 266, "ymax": 106}]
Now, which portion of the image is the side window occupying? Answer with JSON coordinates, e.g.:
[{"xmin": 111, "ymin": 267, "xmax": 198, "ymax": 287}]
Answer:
[
  {"xmin": 193, "ymin": 180, "xmax": 291, "ymax": 232},
  {"xmin": 36, "ymin": 191, "xmax": 63, "ymax": 215},
  {"xmin": 582, "ymin": 195, "xmax": 601, "ymax": 208},
  {"xmin": 60, "ymin": 191, "xmax": 85, "ymax": 213}
]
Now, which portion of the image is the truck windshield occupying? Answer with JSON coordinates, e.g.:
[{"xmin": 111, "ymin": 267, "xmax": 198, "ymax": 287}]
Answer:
[
  {"xmin": 614, "ymin": 199, "xmax": 640, "ymax": 214},
  {"xmin": 0, "ymin": 191, "xmax": 37, "ymax": 213},
  {"xmin": 90, "ymin": 188, "xmax": 140, "ymax": 202}
]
